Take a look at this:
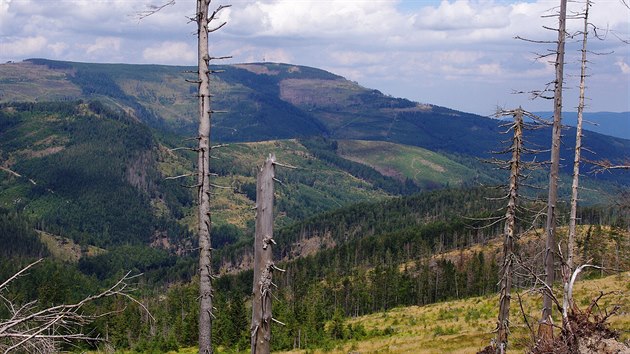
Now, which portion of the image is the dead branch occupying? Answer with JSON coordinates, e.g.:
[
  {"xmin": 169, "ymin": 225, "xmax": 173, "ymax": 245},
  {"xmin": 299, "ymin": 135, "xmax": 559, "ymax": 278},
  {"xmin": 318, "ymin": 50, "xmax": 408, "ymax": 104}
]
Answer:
[
  {"xmin": 166, "ymin": 173, "xmax": 195, "ymax": 180},
  {"xmin": 0, "ymin": 261, "xmax": 151, "ymax": 353},
  {"xmin": 136, "ymin": 0, "xmax": 176, "ymax": 20},
  {"xmin": 586, "ymin": 158, "xmax": 630, "ymax": 174},
  {"xmin": 0, "ymin": 166, "xmax": 37, "ymax": 185}
]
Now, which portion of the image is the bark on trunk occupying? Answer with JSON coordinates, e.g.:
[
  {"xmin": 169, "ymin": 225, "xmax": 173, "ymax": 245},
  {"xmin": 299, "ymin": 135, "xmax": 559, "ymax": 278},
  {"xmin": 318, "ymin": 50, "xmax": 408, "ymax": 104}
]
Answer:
[
  {"xmin": 539, "ymin": 0, "xmax": 567, "ymax": 339},
  {"xmin": 251, "ymin": 155, "xmax": 277, "ymax": 354},
  {"xmin": 196, "ymin": 1, "xmax": 214, "ymax": 353},
  {"xmin": 496, "ymin": 109, "xmax": 524, "ymax": 354}
]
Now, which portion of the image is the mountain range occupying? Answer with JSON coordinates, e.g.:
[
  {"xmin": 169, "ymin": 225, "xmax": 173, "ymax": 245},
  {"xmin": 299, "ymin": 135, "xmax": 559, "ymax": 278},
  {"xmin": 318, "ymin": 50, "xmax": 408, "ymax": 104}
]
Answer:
[
  {"xmin": 3, "ymin": 59, "xmax": 629, "ymax": 174},
  {"xmin": 533, "ymin": 111, "xmax": 630, "ymax": 140}
]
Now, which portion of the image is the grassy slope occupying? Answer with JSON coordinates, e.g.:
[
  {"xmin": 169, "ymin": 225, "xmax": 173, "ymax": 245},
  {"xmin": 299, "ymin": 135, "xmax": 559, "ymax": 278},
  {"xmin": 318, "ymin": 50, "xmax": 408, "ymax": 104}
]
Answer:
[
  {"xmin": 37, "ymin": 230, "xmax": 104, "ymax": 262},
  {"xmin": 337, "ymin": 140, "xmax": 480, "ymax": 187},
  {"xmin": 210, "ymin": 139, "xmax": 390, "ymax": 229},
  {"xmin": 123, "ymin": 273, "xmax": 629, "ymax": 354},
  {"xmin": 300, "ymin": 273, "xmax": 630, "ymax": 354},
  {"xmin": 0, "ymin": 62, "xmax": 82, "ymax": 102}
]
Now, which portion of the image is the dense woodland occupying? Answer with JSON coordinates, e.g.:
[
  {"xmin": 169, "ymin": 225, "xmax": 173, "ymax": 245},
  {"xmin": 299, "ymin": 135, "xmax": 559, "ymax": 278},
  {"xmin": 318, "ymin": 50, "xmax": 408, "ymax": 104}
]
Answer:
[{"xmin": 0, "ymin": 183, "xmax": 627, "ymax": 352}]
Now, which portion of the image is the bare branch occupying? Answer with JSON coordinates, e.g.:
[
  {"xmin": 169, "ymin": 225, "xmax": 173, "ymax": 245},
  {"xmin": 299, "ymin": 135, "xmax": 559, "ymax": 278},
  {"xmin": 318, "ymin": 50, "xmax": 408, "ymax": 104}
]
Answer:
[
  {"xmin": 136, "ymin": 0, "xmax": 176, "ymax": 20},
  {"xmin": 165, "ymin": 173, "xmax": 195, "ymax": 180},
  {"xmin": 0, "ymin": 265, "xmax": 151, "ymax": 353},
  {"xmin": 0, "ymin": 166, "xmax": 37, "ymax": 185}
]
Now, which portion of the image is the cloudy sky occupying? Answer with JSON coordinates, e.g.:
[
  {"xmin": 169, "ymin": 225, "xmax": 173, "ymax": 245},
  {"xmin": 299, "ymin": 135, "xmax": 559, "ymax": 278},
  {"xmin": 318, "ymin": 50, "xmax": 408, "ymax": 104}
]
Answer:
[{"xmin": 1, "ymin": 0, "xmax": 628, "ymax": 115}]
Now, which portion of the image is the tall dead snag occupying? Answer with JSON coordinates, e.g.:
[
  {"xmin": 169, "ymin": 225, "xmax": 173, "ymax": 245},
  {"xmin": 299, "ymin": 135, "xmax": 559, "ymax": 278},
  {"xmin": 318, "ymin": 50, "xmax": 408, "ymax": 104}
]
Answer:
[
  {"xmin": 196, "ymin": 2, "xmax": 213, "ymax": 352},
  {"xmin": 195, "ymin": 1, "xmax": 230, "ymax": 353},
  {"xmin": 539, "ymin": 0, "xmax": 568, "ymax": 340},
  {"xmin": 495, "ymin": 108, "xmax": 524, "ymax": 354},
  {"xmin": 479, "ymin": 108, "xmax": 544, "ymax": 354},
  {"xmin": 564, "ymin": 0, "xmax": 591, "ymax": 321},
  {"xmin": 251, "ymin": 154, "xmax": 283, "ymax": 354}
]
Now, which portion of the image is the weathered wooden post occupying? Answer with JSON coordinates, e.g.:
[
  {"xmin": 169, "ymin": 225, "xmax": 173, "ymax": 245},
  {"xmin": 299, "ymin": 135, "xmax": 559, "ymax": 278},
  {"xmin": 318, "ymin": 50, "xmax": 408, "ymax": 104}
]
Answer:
[{"xmin": 251, "ymin": 154, "xmax": 282, "ymax": 354}]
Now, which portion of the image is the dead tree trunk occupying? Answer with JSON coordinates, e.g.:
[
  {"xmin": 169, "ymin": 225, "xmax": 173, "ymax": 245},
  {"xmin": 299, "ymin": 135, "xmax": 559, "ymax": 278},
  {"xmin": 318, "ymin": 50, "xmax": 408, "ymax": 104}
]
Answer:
[
  {"xmin": 495, "ymin": 108, "xmax": 524, "ymax": 354},
  {"xmin": 196, "ymin": 1, "xmax": 214, "ymax": 352},
  {"xmin": 564, "ymin": 0, "xmax": 591, "ymax": 321},
  {"xmin": 251, "ymin": 154, "xmax": 278, "ymax": 354},
  {"xmin": 539, "ymin": 0, "xmax": 567, "ymax": 340}
]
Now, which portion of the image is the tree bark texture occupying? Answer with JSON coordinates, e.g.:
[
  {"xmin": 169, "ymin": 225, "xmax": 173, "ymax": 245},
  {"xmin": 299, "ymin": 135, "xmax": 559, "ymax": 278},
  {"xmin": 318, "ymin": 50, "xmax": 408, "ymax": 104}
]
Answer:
[
  {"xmin": 251, "ymin": 155, "xmax": 277, "ymax": 354},
  {"xmin": 564, "ymin": 0, "xmax": 590, "ymax": 320},
  {"xmin": 196, "ymin": 0, "xmax": 214, "ymax": 353},
  {"xmin": 540, "ymin": 0, "xmax": 567, "ymax": 339},
  {"xmin": 496, "ymin": 109, "xmax": 523, "ymax": 354}
]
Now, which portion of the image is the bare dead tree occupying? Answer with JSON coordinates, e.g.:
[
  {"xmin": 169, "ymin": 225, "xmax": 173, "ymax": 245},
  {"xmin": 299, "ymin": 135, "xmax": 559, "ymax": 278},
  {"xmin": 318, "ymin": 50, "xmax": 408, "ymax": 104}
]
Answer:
[
  {"xmin": 137, "ymin": 2, "xmax": 231, "ymax": 352},
  {"xmin": 194, "ymin": 2, "xmax": 231, "ymax": 353},
  {"xmin": 477, "ymin": 108, "xmax": 546, "ymax": 354},
  {"xmin": 539, "ymin": 0, "xmax": 568, "ymax": 341},
  {"xmin": 564, "ymin": 0, "xmax": 592, "ymax": 322},
  {"xmin": 494, "ymin": 109, "xmax": 524, "ymax": 354},
  {"xmin": 195, "ymin": 2, "xmax": 214, "ymax": 352},
  {"xmin": 250, "ymin": 154, "xmax": 288, "ymax": 354},
  {"xmin": 0, "ymin": 260, "xmax": 151, "ymax": 353}
]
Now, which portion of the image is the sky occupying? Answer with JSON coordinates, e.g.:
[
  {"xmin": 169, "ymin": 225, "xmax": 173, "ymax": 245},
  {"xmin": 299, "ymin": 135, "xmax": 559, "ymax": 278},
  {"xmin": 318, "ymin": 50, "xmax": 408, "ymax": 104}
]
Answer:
[{"xmin": 1, "ymin": 0, "xmax": 629, "ymax": 116}]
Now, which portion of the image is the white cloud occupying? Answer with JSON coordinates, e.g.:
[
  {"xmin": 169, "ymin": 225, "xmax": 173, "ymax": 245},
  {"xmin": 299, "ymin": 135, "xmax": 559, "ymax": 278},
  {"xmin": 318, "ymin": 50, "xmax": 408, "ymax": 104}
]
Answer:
[
  {"xmin": 330, "ymin": 51, "xmax": 386, "ymax": 66},
  {"xmin": 86, "ymin": 37, "xmax": 121, "ymax": 55},
  {"xmin": 414, "ymin": 0, "xmax": 511, "ymax": 31},
  {"xmin": 615, "ymin": 58, "xmax": 630, "ymax": 74},
  {"xmin": 48, "ymin": 42, "xmax": 68, "ymax": 56},
  {"xmin": 1, "ymin": 35, "xmax": 47, "ymax": 57},
  {"xmin": 231, "ymin": 0, "xmax": 403, "ymax": 37},
  {"xmin": 142, "ymin": 41, "xmax": 195, "ymax": 65}
]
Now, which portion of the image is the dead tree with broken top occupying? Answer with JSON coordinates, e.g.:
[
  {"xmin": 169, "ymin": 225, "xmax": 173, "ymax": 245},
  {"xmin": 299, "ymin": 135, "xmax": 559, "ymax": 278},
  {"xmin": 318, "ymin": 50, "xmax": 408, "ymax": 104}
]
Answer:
[
  {"xmin": 251, "ymin": 154, "xmax": 285, "ymax": 354},
  {"xmin": 479, "ymin": 108, "xmax": 545, "ymax": 354},
  {"xmin": 495, "ymin": 108, "xmax": 524, "ymax": 354}
]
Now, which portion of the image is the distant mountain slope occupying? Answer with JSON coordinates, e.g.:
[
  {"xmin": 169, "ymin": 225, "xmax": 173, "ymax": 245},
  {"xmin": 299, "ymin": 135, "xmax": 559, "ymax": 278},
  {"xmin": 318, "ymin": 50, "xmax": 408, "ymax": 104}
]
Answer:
[
  {"xmin": 0, "ymin": 101, "xmax": 190, "ymax": 247},
  {"xmin": 336, "ymin": 140, "xmax": 479, "ymax": 188},
  {"xmin": 4, "ymin": 101, "xmax": 461, "ymax": 249},
  {"xmin": 534, "ymin": 111, "xmax": 630, "ymax": 140},
  {"xmin": 1, "ymin": 59, "xmax": 629, "ymax": 186}
]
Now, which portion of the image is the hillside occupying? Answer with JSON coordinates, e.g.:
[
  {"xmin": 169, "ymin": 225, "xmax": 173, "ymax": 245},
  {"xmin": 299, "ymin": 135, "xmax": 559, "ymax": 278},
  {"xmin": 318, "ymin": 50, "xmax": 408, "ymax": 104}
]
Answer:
[
  {"xmin": 277, "ymin": 272, "xmax": 630, "ymax": 354},
  {"xmin": 2, "ymin": 101, "xmax": 496, "ymax": 256},
  {"xmin": 533, "ymin": 111, "xmax": 630, "ymax": 140},
  {"xmin": 2, "ymin": 59, "xmax": 629, "ymax": 183},
  {"xmin": 0, "ymin": 101, "xmax": 384, "ymax": 249}
]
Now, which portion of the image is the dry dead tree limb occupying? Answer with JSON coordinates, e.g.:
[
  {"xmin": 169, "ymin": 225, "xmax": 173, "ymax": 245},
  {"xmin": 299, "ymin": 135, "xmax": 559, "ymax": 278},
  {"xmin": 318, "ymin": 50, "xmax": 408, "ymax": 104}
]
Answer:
[
  {"xmin": 136, "ymin": 0, "xmax": 176, "ymax": 20},
  {"xmin": 587, "ymin": 159, "xmax": 630, "ymax": 174},
  {"xmin": 0, "ymin": 261, "xmax": 151, "ymax": 353},
  {"xmin": 166, "ymin": 173, "xmax": 196, "ymax": 180},
  {"xmin": 0, "ymin": 166, "xmax": 37, "ymax": 185}
]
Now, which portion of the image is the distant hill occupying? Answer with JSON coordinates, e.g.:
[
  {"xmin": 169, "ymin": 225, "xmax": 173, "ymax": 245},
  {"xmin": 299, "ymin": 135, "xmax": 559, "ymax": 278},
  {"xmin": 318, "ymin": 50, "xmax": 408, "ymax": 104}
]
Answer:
[
  {"xmin": 533, "ymin": 111, "xmax": 630, "ymax": 140},
  {"xmin": 3, "ymin": 101, "xmax": 495, "ymax": 252},
  {"xmin": 2, "ymin": 59, "xmax": 629, "ymax": 184}
]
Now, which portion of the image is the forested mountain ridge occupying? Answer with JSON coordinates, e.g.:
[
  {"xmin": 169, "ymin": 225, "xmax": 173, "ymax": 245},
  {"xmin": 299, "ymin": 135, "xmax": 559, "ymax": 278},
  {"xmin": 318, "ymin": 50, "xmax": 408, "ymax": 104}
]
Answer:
[
  {"xmin": 1, "ymin": 100, "xmax": 625, "ymax": 272},
  {"xmin": 1, "ymin": 101, "xmax": 493, "ymax": 258},
  {"xmin": 1, "ymin": 58, "xmax": 629, "ymax": 184}
]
